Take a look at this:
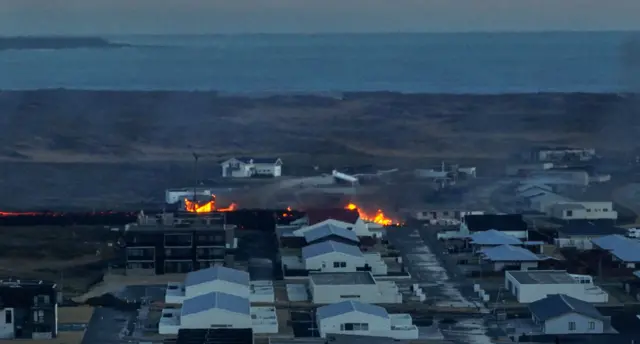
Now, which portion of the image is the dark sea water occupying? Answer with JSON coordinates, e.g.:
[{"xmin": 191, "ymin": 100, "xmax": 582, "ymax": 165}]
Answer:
[{"xmin": 1, "ymin": 32, "xmax": 639, "ymax": 94}]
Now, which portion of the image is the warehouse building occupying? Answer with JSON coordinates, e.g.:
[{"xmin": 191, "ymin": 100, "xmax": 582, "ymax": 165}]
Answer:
[
  {"xmin": 505, "ymin": 270, "xmax": 609, "ymax": 303},
  {"xmin": 554, "ymin": 223, "xmax": 626, "ymax": 250},
  {"xmin": 529, "ymin": 294, "xmax": 611, "ymax": 335},
  {"xmin": 220, "ymin": 157, "xmax": 283, "ymax": 178},
  {"xmin": 316, "ymin": 301, "xmax": 418, "ymax": 339},
  {"xmin": 309, "ymin": 272, "xmax": 402, "ymax": 304},
  {"xmin": 479, "ymin": 245, "xmax": 541, "ymax": 271},
  {"xmin": 165, "ymin": 266, "xmax": 274, "ymax": 304}
]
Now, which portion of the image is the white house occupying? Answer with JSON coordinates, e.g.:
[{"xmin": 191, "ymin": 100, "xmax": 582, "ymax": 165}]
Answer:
[
  {"xmin": 316, "ymin": 301, "xmax": 418, "ymax": 339},
  {"xmin": 309, "ymin": 272, "xmax": 402, "ymax": 304},
  {"xmin": 528, "ymin": 294, "xmax": 610, "ymax": 335},
  {"xmin": 302, "ymin": 240, "xmax": 366, "ymax": 273},
  {"xmin": 297, "ymin": 209, "xmax": 372, "ymax": 237},
  {"xmin": 221, "ymin": 157, "xmax": 282, "ymax": 178},
  {"xmin": 505, "ymin": 270, "xmax": 609, "ymax": 303},
  {"xmin": 303, "ymin": 224, "xmax": 360, "ymax": 245},
  {"xmin": 592, "ymin": 235, "xmax": 640, "ymax": 269},
  {"xmin": 165, "ymin": 266, "xmax": 251, "ymax": 303},
  {"xmin": 469, "ymin": 229, "xmax": 523, "ymax": 252},
  {"xmin": 479, "ymin": 245, "xmax": 541, "ymax": 271},
  {"xmin": 548, "ymin": 202, "xmax": 618, "ymax": 221},
  {"xmin": 180, "ymin": 291, "xmax": 252, "ymax": 329}
]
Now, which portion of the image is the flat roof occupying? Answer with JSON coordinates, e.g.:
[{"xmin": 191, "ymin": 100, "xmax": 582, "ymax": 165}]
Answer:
[
  {"xmin": 310, "ymin": 272, "xmax": 376, "ymax": 286},
  {"xmin": 509, "ymin": 270, "xmax": 576, "ymax": 285}
]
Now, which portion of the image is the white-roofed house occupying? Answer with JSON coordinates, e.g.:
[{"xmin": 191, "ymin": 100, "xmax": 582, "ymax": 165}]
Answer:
[
  {"xmin": 302, "ymin": 240, "xmax": 366, "ymax": 273},
  {"xmin": 165, "ymin": 266, "xmax": 250, "ymax": 304},
  {"xmin": 316, "ymin": 300, "xmax": 418, "ymax": 339},
  {"xmin": 479, "ymin": 245, "xmax": 542, "ymax": 271}
]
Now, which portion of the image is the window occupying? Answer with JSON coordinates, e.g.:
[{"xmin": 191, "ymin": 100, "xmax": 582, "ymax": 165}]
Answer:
[
  {"xmin": 566, "ymin": 210, "xmax": 573, "ymax": 217},
  {"xmin": 5, "ymin": 310, "xmax": 11, "ymax": 324},
  {"xmin": 333, "ymin": 262, "xmax": 340, "ymax": 268},
  {"xmin": 333, "ymin": 261, "xmax": 347, "ymax": 268},
  {"xmin": 340, "ymin": 262, "xmax": 346, "ymax": 268},
  {"xmin": 589, "ymin": 321, "xmax": 595, "ymax": 330},
  {"xmin": 339, "ymin": 295, "xmax": 360, "ymax": 299},
  {"xmin": 569, "ymin": 321, "xmax": 576, "ymax": 331},
  {"xmin": 340, "ymin": 323, "xmax": 368, "ymax": 331}
]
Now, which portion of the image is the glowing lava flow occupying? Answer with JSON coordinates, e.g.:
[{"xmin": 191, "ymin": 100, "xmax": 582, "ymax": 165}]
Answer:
[
  {"xmin": 184, "ymin": 196, "xmax": 237, "ymax": 213},
  {"xmin": 345, "ymin": 203, "xmax": 397, "ymax": 226}
]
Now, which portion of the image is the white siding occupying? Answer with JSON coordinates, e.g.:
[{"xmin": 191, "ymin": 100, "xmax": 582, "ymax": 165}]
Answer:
[
  {"xmin": 505, "ymin": 274, "xmax": 608, "ymax": 303},
  {"xmin": 549, "ymin": 202, "xmax": 617, "ymax": 220},
  {"xmin": 305, "ymin": 252, "xmax": 366, "ymax": 272},
  {"xmin": 181, "ymin": 308, "xmax": 252, "ymax": 329},
  {"xmin": 543, "ymin": 313, "xmax": 603, "ymax": 335},
  {"xmin": 0, "ymin": 308, "xmax": 15, "ymax": 339},
  {"xmin": 318, "ymin": 311, "xmax": 391, "ymax": 338},
  {"xmin": 311, "ymin": 283, "xmax": 381, "ymax": 304},
  {"xmin": 186, "ymin": 280, "xmax": 250, "ymax": 299}
]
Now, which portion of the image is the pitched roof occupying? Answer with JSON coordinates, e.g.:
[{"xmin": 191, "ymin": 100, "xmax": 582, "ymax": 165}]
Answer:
[
  {"xmin": 592, "ymin": 235, "xmax": 640, "ymax": 262},
  {"xmin": 470, "ymin": 230, "xmax": 522, "ymax": 246},
  {"xmin": 236, "ymin": 157, "xmax": 280, "ymax": 164},
  {"xmin": 480, "ymin": 245, "xmax": 540, "ymax": 262},
  {"xmin": 306, "ymin": 209, "xmax": 359, "ymax": 225},
  {"xmin": 559, "ymin": 222, "xmax": 626, "ymax": 237},
  {"xmin": 181, "ymin": 291, "xmax": 250, "ymax": 316},
  {"xmin": 464, "ymin": 214, "xmax": 527, "ymax": 232},
  {"xmin": 316, "ymin": 300, "xmax": 389, "ymax": 320},
  {"xmin": 304, "ymin": 223, "xmax": 360, "ymax": 244},
  {"xmin": 528, "ymin": 294, "xmax": 604, "ymax": 321},
  {"xmin": 302, "ymin": 240, "xmax": 363, "ymax": 260},
  {"xmin": 185, "ymin": 266, "xmax": 250, "ymax": 288}
]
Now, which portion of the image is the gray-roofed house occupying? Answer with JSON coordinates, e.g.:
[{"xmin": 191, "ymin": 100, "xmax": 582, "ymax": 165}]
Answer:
[
  {"xmin": 184, "ymin": 266, "xmax": 251, "ymax": 299},
  {"xmin": 302, "ymin": 240, "xmax": 366, "ymax": 273},
  {"xmin": 528, "ymin": 294, "xmax": 611, "ymax": 335},
  {"xmin": 592, "ymin": 235, "xmax": 640, "ymax": 268},
  {"xmin": 555, "ymin": 223, "xmax": 627, "ymax": 250},
  {"xmin": 221, "ymin": 157, "xmax": 283, "ymax": 178},
  {"xmin": 470, "ymin": 229, "xmax": 523, "ymax": 252},
  {"xmin": 316, "ymin": 301, "xmax": 390, "ymax": 338},
  {"xmin": 304, "ymin": 223, "xmax": 360, "ymax": 245},
  {"xmin": 479, "ymin": 245, "xmax": 541, "ymax": 271},
  {"xmin": 180, "ymin": 291, "xmax": 252, "ymax": 329}
]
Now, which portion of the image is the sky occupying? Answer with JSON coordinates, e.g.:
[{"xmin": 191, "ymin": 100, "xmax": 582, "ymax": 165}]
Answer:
[{"xmin": 1, "ymin": 0, "xmax": 639, "ymax": 35}]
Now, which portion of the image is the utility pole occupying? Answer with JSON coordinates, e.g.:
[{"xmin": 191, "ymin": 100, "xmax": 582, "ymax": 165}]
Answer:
[{"xmin": 192, "ymin": 152, "xmax": 199, "ymax": 202}]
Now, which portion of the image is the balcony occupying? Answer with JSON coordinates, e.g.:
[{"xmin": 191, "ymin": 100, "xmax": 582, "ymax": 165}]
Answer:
[
  {"xmin": 165, "ymin": 247, "xmax": 193, "ymax": 260},
  {"xmin": 126, "ymin": 247, "xmax": 155, "ymax": 261},
  {"xmin": 164, "ymin": 234, "xmax": 193, "ymax": 247}
]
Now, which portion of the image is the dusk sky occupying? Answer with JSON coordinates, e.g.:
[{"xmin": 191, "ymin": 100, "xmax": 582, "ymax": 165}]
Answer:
[{"xmin": 1, "ymin": 0, "xmax": 639, "ymax": 35}]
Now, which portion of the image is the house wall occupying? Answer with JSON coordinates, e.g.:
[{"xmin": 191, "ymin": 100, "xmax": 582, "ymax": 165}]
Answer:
[
  {"xmin": 555, "ymin": 236, "xmax": 600, "ymax": 250},
  {"xmin": 181, "ymin": 309, "xmax": 252, "ymax": 329},
  {"xmin": 310, "ymin": 283, "xmax": 380, "ymax": 304},
  {"xmin": 506, "ymin": 274, "xmax": 608, "ymax": 303},
  {"xmin": 318, "ymin": 311, "xmax": 391, "ymax": 338},
  {"xmin": 549, "ymin": 202, "xmax": 617, "ymax": 220},
  {"xmin": 0, "ymin": 308, "xmax": 15, "ymax": 339},
  {"xmin": 491, "ymin": 261, "xmax": 538, "ymax": 272},
  {"xmin": 305, "ymin": 252, "xmax": 366, "ymax": 272},
  {"xmin": 185, "ymin": 281, "xmax": 250, "ymax": 300},
  {"xmin": 543, "ymin": 313, "xmax": 603, "ymax": 335},
  {"xmin": 221, "ymin": 160, "xmax": 253, "ymax": 178},
  {"xmin": 253, "ymin": 163, "xmax": 280, "ymax": 177}
]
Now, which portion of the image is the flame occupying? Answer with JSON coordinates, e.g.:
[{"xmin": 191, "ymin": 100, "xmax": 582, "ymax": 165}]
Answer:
[
  {"xmin": 345, "ymin": 202, "xmax": 398, "ymax": 226},
  {"xmin": 184, "ymin": 196, "xmax": 237, "ymax": 213}
]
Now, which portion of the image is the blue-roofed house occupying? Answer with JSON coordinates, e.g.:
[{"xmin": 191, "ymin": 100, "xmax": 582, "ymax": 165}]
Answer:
[
  {"xmin": 183, "ymin": 266, "xmax": 251, "ymax": 300},
  {"xmin": 592, "ymin": 235, "xmax": 640, "ymax": 269},
  {"xmin": 528, "ymin": 294, "xmax": 612, "ymax": 335},
  {"xmin": 316, "ymin": 300, "xmax": 418, "ymax": 339},
  {"xmin": 469, "ymin": 229, "xmax": 523, "ymax": 252},
  {"xmin": 180, "ymin": 291, "xmax": 252, "ymax": 329},
  {"xmin": 302, "ymin": 240, "xmax": 366, "ymax": 273},
  {"xmin": 221, "ymin": 157, "xmax": 283, "ymax": 178},
  {"xmin": 303, "ymin": 223, "xmax": 360, "ymax": 245},
  {"xmin": 479, "ymin": 245, "xmax": 541, "ymax": 271}
]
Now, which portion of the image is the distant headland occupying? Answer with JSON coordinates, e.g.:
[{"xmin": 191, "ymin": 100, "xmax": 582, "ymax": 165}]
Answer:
[{"xmin": 0, "ymin": 36, "xmax": 129, "ymax": 50}]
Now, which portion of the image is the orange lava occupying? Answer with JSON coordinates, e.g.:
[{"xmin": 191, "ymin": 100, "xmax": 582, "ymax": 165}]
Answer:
[
  {"xmin": 184, "ymin": 196, "xmax": 237, "ymax": 213},
  {"xmin": 345, "ymin": 202, "xmax": 398, "ymax": 226}
]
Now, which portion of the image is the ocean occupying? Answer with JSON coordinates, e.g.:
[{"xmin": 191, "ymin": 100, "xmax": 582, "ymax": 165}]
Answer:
[{"xmin": 1, "ymin": 32, "xmax": 639, "ymax": 94}]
